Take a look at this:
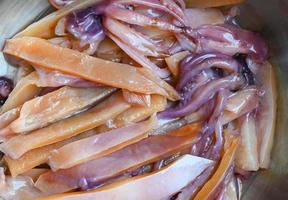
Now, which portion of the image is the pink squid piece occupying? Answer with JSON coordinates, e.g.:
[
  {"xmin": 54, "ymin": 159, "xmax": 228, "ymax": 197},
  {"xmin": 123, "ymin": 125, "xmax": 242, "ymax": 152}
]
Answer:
[
  {"xmin": 103, "ymin": 17, "xmax": 166, "ymax": 57},
  {"xmin": 105, "ymin": 5, "xmax": 183, "ymax": 33},
  {"xmin": 116, "ymin": 0, "xmax": 186, "ymax": 24},
  {"xmin": 193, "ymin": 24, "xmax": 268, "ymax": 63},
  {"xmin": 107, "ymin": 32, "xmax": 170, "ymax": 78}
]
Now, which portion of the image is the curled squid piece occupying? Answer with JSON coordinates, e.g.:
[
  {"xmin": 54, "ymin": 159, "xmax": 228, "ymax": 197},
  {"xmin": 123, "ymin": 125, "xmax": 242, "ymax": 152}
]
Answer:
[
  {"xmin": 177, "ymin": 52, "xmax": 239, "ymax": 89},
  {"xmin": 65, "ymin": 5, "xmax": 106, "ymax": 46},
  {"xmin": 159, "ymin": 74, "xmax": 244, "ymax": 119},
  {"xmin": 194, "ymin": 24, "xmax": 268, "ymax": 63}
]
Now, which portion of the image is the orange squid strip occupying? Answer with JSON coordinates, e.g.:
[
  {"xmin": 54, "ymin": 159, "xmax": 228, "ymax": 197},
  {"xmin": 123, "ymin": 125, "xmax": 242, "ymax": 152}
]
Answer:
[
  {"xmin": 194, "ymin": 138, "xmax": 240, "ymax": 200},
  {"xmin": 35, "ymin": 128, "xmax": 201, "ymax": 195},
  {"xmin": 165, "ymin": 51, "xmax": 190, "ymax": 78},
  {"xmin": 48, "ymin": 116, "xmax": 158, "ymax": 171},
  {"xmin": 0, "ymin": 107, "xmax": 21, "ymax": 129},
  {"xmin": 0, "ymin": 92, "xmax": 130, "ymax": 159},
  {"xmin": 4, "ymin": 130, "xmax": 96, "ymax": 177},
  {"xmin": 122, "ymin": 89, "xmax": 151, "ymax": 107},
  {"xmin": 0, "ymin": 72, "xmax": 41, "ymax": 114},
  {"xmin": 3, "ymin": 37, "xmax": 178, "ymax": 100},
  {"xmin": 95, "ymin": 95, "xmax": 167, "ymax": 133},
  {"xmin": 9, "ymin": 86, "xmax": 115, "ymax": 133}
]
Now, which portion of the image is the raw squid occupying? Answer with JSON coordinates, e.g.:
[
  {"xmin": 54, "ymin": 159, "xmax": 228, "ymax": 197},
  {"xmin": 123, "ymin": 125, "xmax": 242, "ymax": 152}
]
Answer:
[
  {"xmin": 36, "ymin": 155, "xmax": 213, "ymax": 200},
  {"xmin": 0, "ymin": 0, "xmax": 275, "ymax": 199},
  {"xmin": 256, "ymin": 62, "xmax": 277, "ymax": 168},
  {"xmin": 0, "ymin": 107, "xmax": 21, "ymax": 129},
  {"xmin": 4, "ymin": 130, "xmax": 96, "ymax": 177},
  {"xmin": 184, "ymin": 8, "xmax": 225, "ymax": 29},
  {"xmin": 0, "ymin": 92, "xmax": 130, "ymax": 159},
  {"xmin": 0, "ymin": 77, "xmax": 13, "ymax": 105},
  {"xmin": 48, "ymin": 116, "xmax": 157, "ymax": 170},
  {"xmin": 107, "ymin": 32, "xmax": 171, "ymax": 79},
  {"xmin": 35, "ymin": 68, "xmax": 100, "ymax": 88},
  {"xmin": 193, "ymin": 25, "xmax": 268, "ymax": 63},
  {"xmin": 103, "ymin": 17, "xmax": 166, "ymax": 58},
  {"xmin": 122, "ymin": 90, "xmax": 151, "ymax": 107},
  {"xmin": 0, "ymin": 168, "xmax": 43, "ymax": 200},
  {"xmin": 235, "ymin": 113, "xmax": 259, "ymax": 171},
  {"xmin": 165, "ymin": 51, "xmax": 190, "ymax": 78},
  {"xmin": 10, "ymin": 86, "xmax": 115, "ymax": 133},
  {"xmin": 96, "ymin": 95, "xmax": 167, "ymax": 132},
  {"xmin": 159, "ymin": 74, "xmax": 244, "ymax": 119},
  {"xmin": 194, "ymin": 138, "xmax": 239, "ymax": 200},
  {"xmin": 36, "ymin": 126, "xmax": 200, "ymax": 194},
  {"xmin": 220, "ymin": 87, "xmax": 259, "ymax": 125},
  {"xmin": 104, "ymin": 5, "xmax": 183, "ymax": 33},
  {"xmin": 49, "ymin": 0, "xmax": 75, "ymax": 9},
  {"xmin": 4, "ymin": 37, "xmax": 178, "ymax": 100},
  {"xmin": 0, "ymin": 72, "xmax": 41, "ymax": 114}
]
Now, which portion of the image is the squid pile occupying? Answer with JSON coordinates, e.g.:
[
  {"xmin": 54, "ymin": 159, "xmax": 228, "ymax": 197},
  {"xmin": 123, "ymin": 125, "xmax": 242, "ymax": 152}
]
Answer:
[{"xmin": 0, "ymin": 0, "xmax": 276, "ymax": 199}]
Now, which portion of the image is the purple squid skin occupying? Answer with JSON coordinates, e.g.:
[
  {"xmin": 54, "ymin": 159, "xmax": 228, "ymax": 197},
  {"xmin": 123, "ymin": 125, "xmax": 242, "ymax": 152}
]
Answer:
[
  {"xmin": 177, "ymin": 53, "xmax": 239, "ymax": 89},
  {"xmin": 178, "ymin": 69, "xmax": 215, "ymax": 107},
  {"xmin": 0, "ymin": 77, "xmax": 13, "ymax": 105},
  {"xmin": 174, "ymin": 91, "xmax": 229, "ymax": 199},
  {"xmin": 179, "ymin": 53, "xmax": 217, "ymax": 76},
  {"xmin": 66, "ymin": 5, "xmax": 106, "ymax": 44},
  {"xmin": 208, "ymin": 89, "xmax": 229, "ymax": 160},
  {"xmin": 159, "ymin": 74, "xmax": 244, "ymax": 119},
  {"xmin": 194, "ymin": 24, "xmax": 268, "ymax": 63}
]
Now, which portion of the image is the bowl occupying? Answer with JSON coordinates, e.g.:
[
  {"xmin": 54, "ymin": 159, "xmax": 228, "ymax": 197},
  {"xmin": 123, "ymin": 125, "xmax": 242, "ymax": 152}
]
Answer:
[{"xmin": 0, "ymin": 0, "xmax": 287, "ymax": 199}]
